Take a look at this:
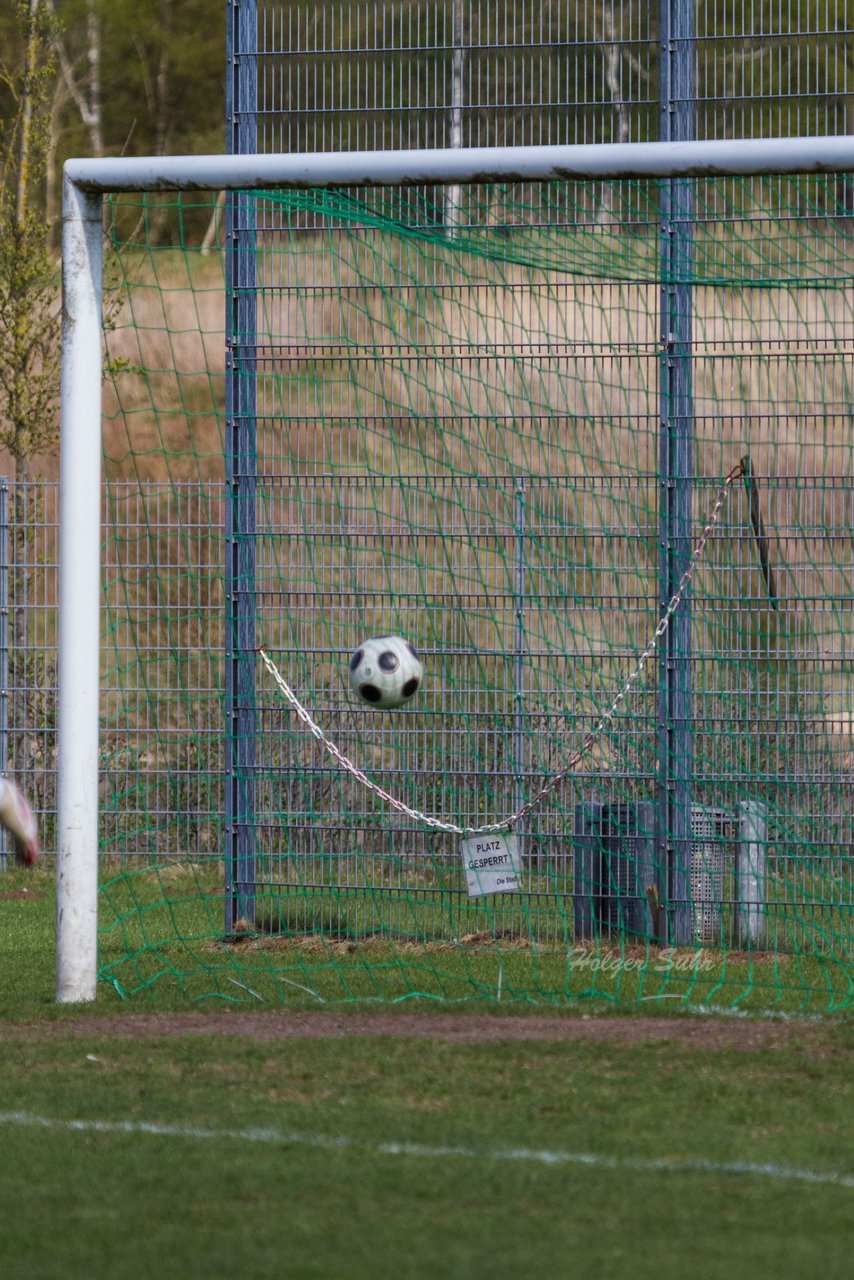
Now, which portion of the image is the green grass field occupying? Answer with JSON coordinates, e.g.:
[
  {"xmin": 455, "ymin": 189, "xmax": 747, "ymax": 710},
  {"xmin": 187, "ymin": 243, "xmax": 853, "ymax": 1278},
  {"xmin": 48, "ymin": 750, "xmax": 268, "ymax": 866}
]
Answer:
[
  {"xmin": 88, "ymin": 856, "xmax": 854, "ymax": 1015},
  {"xmin": 1, "ymin": 863, "xmax": 853, "ymax": 1278}
]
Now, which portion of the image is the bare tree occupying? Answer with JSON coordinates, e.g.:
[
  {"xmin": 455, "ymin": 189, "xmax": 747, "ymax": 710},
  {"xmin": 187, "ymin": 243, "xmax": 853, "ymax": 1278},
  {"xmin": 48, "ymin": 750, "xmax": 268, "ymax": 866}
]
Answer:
[
  {"xmin": 0, "ymin": 0, "xmax": 60, "ymax": 465},
  {"xmin": 0, "ymin": 0, "xmax": 60, "ymax": 781},
  {"xmin": 444, "ymin": 0, "xmax": 465, "ymax": 235},
  {"xmin": 47, "ymin": 0, "xmax": 104, "ymax": 156},
  {"xmin": 154, "ymin": 0, "xmax": 174, "ymax": 156},
  {"xmin": 42, "ymin": 0, "xmax": 103, "ymax": 226},
  {"xmin": 597, "ymin": 2, "xmax": 629, "ymax": 225}
]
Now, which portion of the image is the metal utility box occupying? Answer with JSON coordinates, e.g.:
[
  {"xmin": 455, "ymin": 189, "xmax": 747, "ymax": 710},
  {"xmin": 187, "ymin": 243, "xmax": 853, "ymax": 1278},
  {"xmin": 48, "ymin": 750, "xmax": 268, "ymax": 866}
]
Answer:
[
  {"xmin": 573, "ymin": 800, "xmax": 767, "ymax": 946},
  {"xmin": 684, "ymin": 806, "xmax": 730, "ymax": 945},
  {"xmin": 572, "ymin": 802, "xmax": 658, "ymax": 941}
]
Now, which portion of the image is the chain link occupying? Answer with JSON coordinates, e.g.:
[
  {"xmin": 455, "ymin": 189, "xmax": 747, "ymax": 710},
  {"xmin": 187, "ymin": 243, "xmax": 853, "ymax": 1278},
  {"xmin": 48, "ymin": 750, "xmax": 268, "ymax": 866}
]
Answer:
[{"xmin": 260, "ymin": 462, "xmax": 744, "ymax": 837}]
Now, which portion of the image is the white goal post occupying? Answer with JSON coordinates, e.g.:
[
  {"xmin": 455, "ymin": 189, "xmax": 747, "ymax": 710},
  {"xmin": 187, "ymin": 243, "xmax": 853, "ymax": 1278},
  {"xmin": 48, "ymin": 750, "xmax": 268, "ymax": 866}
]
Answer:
[{"xmin": 57, "ymin": 134, "xmax": 854, "ymax": 1003}]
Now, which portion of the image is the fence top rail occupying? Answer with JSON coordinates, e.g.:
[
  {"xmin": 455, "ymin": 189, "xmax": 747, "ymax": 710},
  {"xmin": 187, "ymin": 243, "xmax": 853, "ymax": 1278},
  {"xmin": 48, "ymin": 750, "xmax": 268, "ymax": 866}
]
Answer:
[{"xmin": 63, "ymin": 136, "xmax": 854, "ymax": 194}]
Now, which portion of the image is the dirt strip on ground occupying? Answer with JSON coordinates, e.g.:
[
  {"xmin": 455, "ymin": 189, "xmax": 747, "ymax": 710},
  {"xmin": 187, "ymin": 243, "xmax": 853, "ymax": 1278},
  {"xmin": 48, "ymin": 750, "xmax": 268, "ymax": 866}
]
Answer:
[{"xmin": 7, "ymin": 1009, "xmax": 846, "ymax": 1054}]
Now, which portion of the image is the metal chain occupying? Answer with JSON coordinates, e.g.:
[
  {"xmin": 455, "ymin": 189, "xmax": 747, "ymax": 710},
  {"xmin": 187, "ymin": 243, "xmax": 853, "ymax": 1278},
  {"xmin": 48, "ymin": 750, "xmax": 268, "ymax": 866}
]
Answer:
[{"xmin": 259, "ymin": 462, "xmax": 744, "ymax": 837}]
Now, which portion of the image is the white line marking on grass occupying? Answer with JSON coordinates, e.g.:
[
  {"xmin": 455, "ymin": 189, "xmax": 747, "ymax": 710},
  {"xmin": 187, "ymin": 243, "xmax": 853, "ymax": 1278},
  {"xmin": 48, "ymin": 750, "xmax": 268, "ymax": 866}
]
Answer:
[
  {"xmin": 1, "ymin": 1111, "xmax": 852, "ymax": 1190},
  {"xmin": 686, "ymin": 1003, "xmax": 829, "ymax": 1024}
]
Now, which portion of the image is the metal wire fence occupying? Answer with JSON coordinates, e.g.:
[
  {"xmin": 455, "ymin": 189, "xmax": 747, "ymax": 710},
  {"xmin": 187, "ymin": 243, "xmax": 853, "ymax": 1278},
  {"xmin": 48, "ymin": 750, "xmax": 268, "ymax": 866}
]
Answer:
[
  {"xmin": 221, "ymin": 2, "xmax": 854, "ymax": 974},
  {"xmin": 250, "ymin": 2, "xmax": 854, "ymax": 153},
  {"xmin": 0, "ymin": 481, "xmax": 59, "ymax": 868},
  {"xmin": 0, "ymin": 480, "xmax": 225, "ymax": 870}
]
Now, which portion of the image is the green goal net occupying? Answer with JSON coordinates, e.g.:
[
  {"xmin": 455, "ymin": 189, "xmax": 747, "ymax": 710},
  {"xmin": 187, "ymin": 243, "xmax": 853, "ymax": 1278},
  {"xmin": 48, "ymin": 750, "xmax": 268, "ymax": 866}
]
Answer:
[{"xmin": 95, "ymin": 175, "xmax": 854, "ymax": 1011}]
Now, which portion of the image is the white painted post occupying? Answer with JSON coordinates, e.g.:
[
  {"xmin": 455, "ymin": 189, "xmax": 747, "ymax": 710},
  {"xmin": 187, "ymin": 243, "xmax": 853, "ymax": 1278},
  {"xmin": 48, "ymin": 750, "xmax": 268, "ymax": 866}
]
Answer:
[
  {"xmin": 736, "ymin": 799, "xmax": 768, "ymax": 947},
  {"xmin": 56, "ymin": 173, "xmax": 103, "ymax": 1003}
]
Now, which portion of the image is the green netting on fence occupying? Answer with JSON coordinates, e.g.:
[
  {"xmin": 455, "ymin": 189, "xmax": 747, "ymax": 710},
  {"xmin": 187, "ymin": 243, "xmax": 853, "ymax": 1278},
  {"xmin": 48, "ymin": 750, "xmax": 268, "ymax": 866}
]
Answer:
[{"xmin": 96, "ymin": 176, "xmax": 854, "ymax": 1011}]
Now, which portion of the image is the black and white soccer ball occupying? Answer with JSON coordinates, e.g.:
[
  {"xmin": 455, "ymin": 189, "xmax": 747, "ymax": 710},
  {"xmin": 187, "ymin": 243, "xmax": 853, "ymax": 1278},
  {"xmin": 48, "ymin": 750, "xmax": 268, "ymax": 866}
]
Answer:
[{"xmin": 348, "ymin": 635, "xmax": 424, "ymax": 709}]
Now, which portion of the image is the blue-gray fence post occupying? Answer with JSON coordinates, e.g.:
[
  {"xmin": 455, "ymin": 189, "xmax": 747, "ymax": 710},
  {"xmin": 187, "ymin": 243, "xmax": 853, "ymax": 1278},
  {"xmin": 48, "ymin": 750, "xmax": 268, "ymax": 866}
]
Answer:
[
  {"xmin": 658, "ymin": 0, "xmax": 695, "ymax": 945},
  {"xmin": 513, "ymin": 477, "xmax": 528, "ymax": 855},
  {"xmin": 0, "ymin": 478, "xmax": 7, "ymax": 871},
  {"xmin": 225, "ymin": 0, "xmax": 258, "ymax": 932}
]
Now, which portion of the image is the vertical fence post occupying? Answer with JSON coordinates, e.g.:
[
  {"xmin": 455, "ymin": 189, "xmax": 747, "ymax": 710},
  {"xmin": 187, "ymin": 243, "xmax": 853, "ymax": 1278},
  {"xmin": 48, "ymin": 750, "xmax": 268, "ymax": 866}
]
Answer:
[
  {"xmin": 513, "ymin": 477, "xmax": 527, "ymax": 853},
  {"xmin": 224, "ymin": 0, "xmax": 259, "ymax": 934},
  {"xmin": 0, "ymin": 478, "xmax": 7, "ymax": 871},
  {"xmin": 658, "ymin": 0, "xmax": 695, "ymax": 945}
]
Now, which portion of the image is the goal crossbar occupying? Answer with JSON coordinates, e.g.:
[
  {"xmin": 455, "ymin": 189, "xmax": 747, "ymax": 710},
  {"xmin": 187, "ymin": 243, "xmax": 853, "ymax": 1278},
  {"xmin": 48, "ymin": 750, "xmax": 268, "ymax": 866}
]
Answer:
[
  {"xmin": 65, "ymin": 135, "xmax": 854, "ymax": 192},
  {"xmin": 57, "ymin": 135, "xmax": 854, "ymax": 1002}
]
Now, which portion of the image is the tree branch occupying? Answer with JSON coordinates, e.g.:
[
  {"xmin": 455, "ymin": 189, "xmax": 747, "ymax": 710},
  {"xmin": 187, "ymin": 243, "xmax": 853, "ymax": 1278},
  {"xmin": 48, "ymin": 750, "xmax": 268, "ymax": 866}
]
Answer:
[{"xmin": 44, "ymin": 0, "xmax": 102, "ymax": 153}]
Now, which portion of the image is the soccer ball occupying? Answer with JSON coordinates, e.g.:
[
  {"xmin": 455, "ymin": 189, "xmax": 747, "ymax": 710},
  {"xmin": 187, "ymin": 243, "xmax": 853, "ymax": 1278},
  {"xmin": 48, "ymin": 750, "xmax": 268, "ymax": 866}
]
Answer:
[{"xmin": 348, "ymin": 635, "xmax": 424, "ymax": 709}]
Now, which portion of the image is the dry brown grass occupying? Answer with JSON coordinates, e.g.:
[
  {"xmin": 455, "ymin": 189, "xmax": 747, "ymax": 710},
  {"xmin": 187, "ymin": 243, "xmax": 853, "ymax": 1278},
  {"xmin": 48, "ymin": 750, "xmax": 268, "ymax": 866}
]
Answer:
[{"xmin": 103, "ymin": 250, "xmax": 227, "ymax": 482}]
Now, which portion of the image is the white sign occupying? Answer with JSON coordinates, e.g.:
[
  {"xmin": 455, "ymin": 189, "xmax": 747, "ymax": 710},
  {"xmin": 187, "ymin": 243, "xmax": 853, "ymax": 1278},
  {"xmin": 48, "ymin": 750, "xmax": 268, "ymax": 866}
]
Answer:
[{"xmin": 461, "ymin": 832, "xmax": 522, "ymax": 898}]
